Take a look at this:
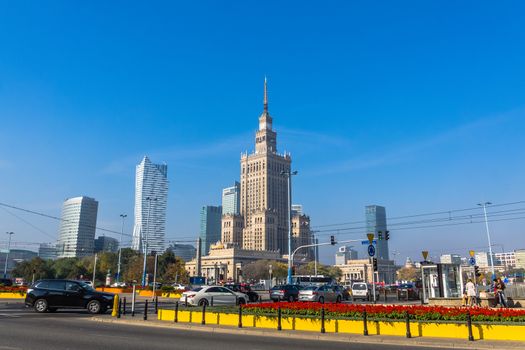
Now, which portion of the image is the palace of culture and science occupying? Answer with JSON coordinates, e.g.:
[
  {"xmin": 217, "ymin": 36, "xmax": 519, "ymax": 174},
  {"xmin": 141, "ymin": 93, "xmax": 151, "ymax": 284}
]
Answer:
[{"xmin": 186, "ymin": 80, "xmax": 314, "ymax": 282}]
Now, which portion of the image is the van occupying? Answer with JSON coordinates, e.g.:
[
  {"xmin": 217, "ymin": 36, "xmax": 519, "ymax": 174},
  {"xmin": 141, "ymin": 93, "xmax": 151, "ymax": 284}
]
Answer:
[{"xmin": 351, "ymin": 282, "xmax": 370, "ymax": 301}]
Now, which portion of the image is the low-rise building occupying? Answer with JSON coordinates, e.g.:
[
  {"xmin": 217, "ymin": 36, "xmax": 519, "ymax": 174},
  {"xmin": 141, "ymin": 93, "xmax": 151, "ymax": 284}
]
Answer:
[
  {"xmin": 338, "ymin": 258, "xmax": 396, "ymax": 285},
  {"xmin": 515, "ymin": 249, "xmax": 525, "ymax": 269},
  {"xmin": 440, "ymin": 254, "xmax": 462, "ymax": 265}
]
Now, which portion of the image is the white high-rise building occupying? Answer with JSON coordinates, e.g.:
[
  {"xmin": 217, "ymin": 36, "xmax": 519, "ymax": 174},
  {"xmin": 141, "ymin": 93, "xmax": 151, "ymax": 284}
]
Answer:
[
  {"xmin": 132, "ymin": 156, "xmax": 168, "ymax": 254},
  {"xmin": 222, "ymin": 182, "xmax": 240, "ymax": 215},
  {"xmin": 56, "ymin": 196, "xmax": 98, "ymax": 258}
]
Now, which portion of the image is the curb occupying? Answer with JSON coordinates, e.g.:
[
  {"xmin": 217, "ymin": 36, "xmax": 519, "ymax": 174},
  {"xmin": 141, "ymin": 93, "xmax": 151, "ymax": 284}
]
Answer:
[{"xmin": 90, "ymin": 316, "xmax": 525, "ymax": 349}]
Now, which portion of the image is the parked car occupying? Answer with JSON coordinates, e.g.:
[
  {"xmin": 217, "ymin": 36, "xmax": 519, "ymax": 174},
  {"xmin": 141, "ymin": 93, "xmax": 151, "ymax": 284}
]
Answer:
[
  {"xmin": 298, "ymin": 285, "xmax": 343, "ymax": 303},
  {"xmin": 333, "ymin": 285, "xmax": 350, "ymax": 301},
  {"xmin": 224, "ymin": 283, "xmax": 259, "ymax": 302},
  {"xmin": 351, "ymin": 282, "xmax": 371, "ymax": 301},
  {"xmin": 270, "ymin": 284, "xmax": 301, "ymax": 302},
  {"xmin": 180, "ymin": 285, "xmax": 247, "ymax": 306},
  {"xmin": 25, "ymin": 279, "xmax": 115, "ymax": 314},
  {"xmin": 0, "ymin": 278, "xmax": 13, "ymax": 286},
  {"xmin": 397, "ymin": 283, "xmax": 420, "ymax": 300}
]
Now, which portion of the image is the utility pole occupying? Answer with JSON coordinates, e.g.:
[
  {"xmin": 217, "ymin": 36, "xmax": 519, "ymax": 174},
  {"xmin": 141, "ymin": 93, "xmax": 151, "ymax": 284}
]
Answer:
[
  {"xmin": 478, "ymin": 202, "xmax": 496, "ymax": 279},
  {"xmin": 117, "ymin": 214, "xmax": 127, "ymax": 283},
  {"xmin": 281, "ymin": 170, "xmax": 298, "ymax": 284},
  {"xmin": 152, "ymin": 252, "xmax": 159, "ymax": 296},
  {"xmin": 3, "ymin": 232, "xmax": 14, "ymax": 278}
]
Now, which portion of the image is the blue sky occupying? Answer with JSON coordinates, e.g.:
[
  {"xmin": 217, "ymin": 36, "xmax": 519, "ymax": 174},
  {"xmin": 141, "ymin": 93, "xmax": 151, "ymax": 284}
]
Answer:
[{"xmin": 1, "ymin": 1, "xmax": 524, "ymax": 264}]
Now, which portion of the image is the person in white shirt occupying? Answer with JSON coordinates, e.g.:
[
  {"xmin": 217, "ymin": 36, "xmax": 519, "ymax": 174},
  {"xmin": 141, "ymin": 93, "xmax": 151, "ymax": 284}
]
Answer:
[{"xmin": 465, "ymin": 279, "xmax": 477, "ymax": 307}]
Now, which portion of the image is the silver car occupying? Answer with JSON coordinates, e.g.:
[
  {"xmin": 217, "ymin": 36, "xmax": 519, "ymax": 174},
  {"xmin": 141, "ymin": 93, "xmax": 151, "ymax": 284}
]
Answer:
[
  {"xmin": 181, "ymin": 285, "xmax": 248, "ymax": 306},
  {"xmin": 298, "ymin": 285, "xmax": 342, "ymax": 303}
]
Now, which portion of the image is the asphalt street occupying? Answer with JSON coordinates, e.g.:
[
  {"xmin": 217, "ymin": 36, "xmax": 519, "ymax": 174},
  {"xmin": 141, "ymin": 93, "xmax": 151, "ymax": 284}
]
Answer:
[{"xmin": 1, "ymin": 302, "xmax": 454, "ymax": 350}]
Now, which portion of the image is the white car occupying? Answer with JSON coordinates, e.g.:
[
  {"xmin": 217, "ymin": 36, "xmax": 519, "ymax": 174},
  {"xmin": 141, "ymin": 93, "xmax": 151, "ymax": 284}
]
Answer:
[
  {"xmin": 181, "ymin": 285, "xmax": 248, "ymax": 306},
  {"xmin": 351, "ymin": 282, "xmax": 370, "ymax": 301},
  {"xmin": 171, "ymin": 283, "xmax": 187, "ymax": 291}
]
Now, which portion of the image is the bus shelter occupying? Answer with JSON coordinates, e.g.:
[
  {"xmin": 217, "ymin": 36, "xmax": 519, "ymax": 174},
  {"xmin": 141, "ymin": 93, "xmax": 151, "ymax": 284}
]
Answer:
[{"xmin": 421, "ymin": 263, "xmax": 463, "ymax": 304}]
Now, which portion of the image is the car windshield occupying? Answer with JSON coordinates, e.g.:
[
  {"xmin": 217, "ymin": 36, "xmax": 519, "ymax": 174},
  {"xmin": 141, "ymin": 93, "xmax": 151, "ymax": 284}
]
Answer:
[
  {"xmin": 302, "ymin": 286, "xmax": 317, "ymax": 291},
  {"xmin": 353, "ymin": 284, "xmax": 367, "ymax": 290},
  {"xmin": 78, "ymin": 281, "xmax": 94, "ymax": 291}
]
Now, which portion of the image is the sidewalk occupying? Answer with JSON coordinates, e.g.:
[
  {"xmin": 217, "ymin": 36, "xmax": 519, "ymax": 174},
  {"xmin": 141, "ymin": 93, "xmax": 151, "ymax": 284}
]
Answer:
[{"xmin": 92, "ymin": 315, "xmax": 525, "ymax": 349}]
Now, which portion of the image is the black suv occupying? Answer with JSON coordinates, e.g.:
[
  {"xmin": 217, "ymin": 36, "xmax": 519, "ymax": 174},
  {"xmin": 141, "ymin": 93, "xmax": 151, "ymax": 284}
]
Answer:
[
  {"xmin": 25, "ymin": 279, "xmax": 115, "ymax": 314},
  {"xmin": 224, "ymin": 283, "xmax": 259, "ymax": 302},
  {"xmin": 270, "ymin": 284, "xmax": 301, "ymax": 302}
]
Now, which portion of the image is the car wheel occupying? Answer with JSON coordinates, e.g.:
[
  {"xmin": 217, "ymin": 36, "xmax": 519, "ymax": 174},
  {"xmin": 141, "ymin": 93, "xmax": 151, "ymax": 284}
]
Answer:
[
  {"xmin": 198, "ymin": 299, "xmax": 209, "ymax": 306},
  {"xmin": 87, "ymin": 300, "xmax": 102, "ymax": 314},
  {"xmin": 287, "ymin": 295, "xmax": 294, "ymax": 302},
  {"xmin": 238, "ymin": 298, "xmax": 246, "ymax": 305},
  {"xmin": 47, "ymin": 308, "xmax": 58, "ymax": 313},
  {"xmin": 34, "ymin": 299, "xmax": 48, "ymax": 313},
  {"xmin": 318, "ymin": 296, "xmax": 325, "ymax": 304},
  {"xmin": 336, "ymin": 296, "xmax": 342, "ymax": 303}
]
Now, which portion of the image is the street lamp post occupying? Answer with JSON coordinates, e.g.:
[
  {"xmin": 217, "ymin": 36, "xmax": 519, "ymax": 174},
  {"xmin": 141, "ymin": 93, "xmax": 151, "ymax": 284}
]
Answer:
[
  {"xmin": 478, "ymin": 202, "xmax": 496, "ymax": 279},
  {"xmin": 142, "ymin": 197, "xmax": 157, "ymax": 287},
  {"xmin": 3, "ymin": 232, "xmax": 14, "ymax": 278},
  {"xmin": 117, "ymin": 214, "xmax": 127, "ymax": 284},
  {"xmin": 281, "ymin": 170, "xmax": 298, "ymax": 285}
]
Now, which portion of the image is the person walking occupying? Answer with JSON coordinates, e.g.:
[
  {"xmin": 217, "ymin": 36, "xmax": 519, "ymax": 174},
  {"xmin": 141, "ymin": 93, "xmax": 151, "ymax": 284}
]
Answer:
[
  {"xmin": 494, "ymin": 277, "xmax": 508, "ymax": 308},
  {"xmin": 465, "ymin": 279, "xmax": 477, "ymax": 307}
]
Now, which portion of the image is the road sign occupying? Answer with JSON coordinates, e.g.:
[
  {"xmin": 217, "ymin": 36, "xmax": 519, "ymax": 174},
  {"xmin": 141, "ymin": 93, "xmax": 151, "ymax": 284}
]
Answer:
[
  {"xmin": 469, "ymin": 250, "xmax": 475, "ymax": 258},
  {"xmin": 361, "ymin": 240, "xmax": 377, "ymax": 245},
  {"xmin": 367, "ymin": 233, "xmax": 375, "ymax": 244},
  {"xmin": 469, "ymin": 257, "xmax": 476, "ymax": 266},
  {"xmin": 368, "ymin": 244, "xmax": 376, "ymax": 257},
  {"xmin": 422, "ymin": 251, "xmax": 429, "ymax": 261}
]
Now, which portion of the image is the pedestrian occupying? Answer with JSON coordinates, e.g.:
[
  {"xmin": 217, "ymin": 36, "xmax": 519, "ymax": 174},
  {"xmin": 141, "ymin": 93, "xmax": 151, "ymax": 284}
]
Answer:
[
  {"xmin": 494, "ymin": 277, "xmax": 508, "ymax": 308},
  {"xmin": 465, "ymin": 279, "xmax": 477, "ymax": 307},
  {"xmin": 461, "ymin": 290, "xmax": 468, "ymax": 307}
]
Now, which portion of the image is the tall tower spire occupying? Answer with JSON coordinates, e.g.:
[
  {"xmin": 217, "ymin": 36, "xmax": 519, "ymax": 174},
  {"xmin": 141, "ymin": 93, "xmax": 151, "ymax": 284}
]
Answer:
[{"xmin": 263, "ymin": 76, "xmax": 268, "ymax": 113}]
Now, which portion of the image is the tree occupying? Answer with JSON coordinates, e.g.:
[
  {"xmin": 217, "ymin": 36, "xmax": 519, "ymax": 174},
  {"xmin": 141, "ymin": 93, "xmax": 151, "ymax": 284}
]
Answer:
[
  {"xmin": 11, "ymin": 257, "xmax": 54, "ymax": 282},
  {"xmin": 396, "ymin": 266, "xmax": 420, "ymax": 281},
  {"xmin": 242, "ymin": 260, "xmax": 287, "ymax": 281}
]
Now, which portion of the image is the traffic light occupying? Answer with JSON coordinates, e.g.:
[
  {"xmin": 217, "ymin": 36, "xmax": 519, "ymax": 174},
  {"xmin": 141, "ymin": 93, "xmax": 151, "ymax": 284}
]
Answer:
[
  {"xmin": 377, "ymin": 231, "xmax": 383, "ymax": 240},
  {"xmin": 330, "ymin": 235, "xmax": 336, "ymax": 245},
  {"xmin": 474, "ymin": 265, "xmax": 481, "ymax": 277},
  {"xmin": 372, "ymin": 258, "xmax": 378, "ymax": 272},
  {"xmin": 385, "ymin": 230, "xmax": 390, "ymax": 241}
]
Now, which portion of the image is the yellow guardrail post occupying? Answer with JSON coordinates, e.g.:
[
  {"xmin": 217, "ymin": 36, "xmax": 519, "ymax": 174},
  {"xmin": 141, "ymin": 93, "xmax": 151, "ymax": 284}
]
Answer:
[{"xmin": 111, "ymin": 294, "xmax": 119, "ymax": 317}]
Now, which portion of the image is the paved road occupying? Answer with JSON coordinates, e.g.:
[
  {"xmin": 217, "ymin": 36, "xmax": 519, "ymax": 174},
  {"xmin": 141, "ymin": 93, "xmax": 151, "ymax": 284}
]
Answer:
[{"xmin": 0, "ymin": 302, "xmax": 454, "ymax": 350}]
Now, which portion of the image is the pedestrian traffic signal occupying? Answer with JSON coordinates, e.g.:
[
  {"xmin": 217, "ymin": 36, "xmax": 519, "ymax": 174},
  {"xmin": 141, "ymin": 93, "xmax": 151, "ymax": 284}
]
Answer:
[
  {"xmin": 474, "ymin": 265, "xmax": 481, "ymax": 277},
  {"xmin": 385, "ymin": 231, "xmax": 390, "ymax": 240},
  {"xmin": 372, "ymin": 258, "xmax": 378, "ymax": 272},
  {"xmin": 377, "ymin": 231, "xmax": 383, "ymax": 240},
  {"xmin": 330, "ymin": 235, "xmax": 336, "ymax": 245}
]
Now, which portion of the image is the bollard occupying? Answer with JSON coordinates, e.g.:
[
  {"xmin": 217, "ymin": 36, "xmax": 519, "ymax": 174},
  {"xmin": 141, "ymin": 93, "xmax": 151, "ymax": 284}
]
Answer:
[
  {"xmin": 467, "ymin": 310, "xmax": 474, "ymax": 341},
  {"xmin": 201, "ymin": 303, "xmax": 206, "ymax": 325},
  {"xmin": 405, "ymin": 311, "xmax": 411, "ymax": 338},
  {"xmin": 238, "ymin": 305, "xmax": 243, "ymax": 328},
  {"xmin": 111, "ymin": 294, "xmax": 119, "ymax": 317},
  {"xmin": 144, "ymin": 299, "xmax": 148, "ymax": 321},
  {"xmin": 185, "ymin": 295, "xmax": 188, "ymax": 307},
  {"xmin": 363, "ymin": 309, "xmax": 368, "ymax": 336},
  {"xmin": 321, "ymin": 307, "xmax": 325, "ymax": 334},
  {"xmin": 277, "ymin": 306, "xmax": 282, "ymax": 331},
  {"xmin": 123, "ymin": 297, "xmax": 127, "ymax": 315},
  {"xmin": 174, "ymin": 301, "xmax": 179, "ymax": 323},
  {"xmin": 155, "ymin": 296, "xmax": 159, "ymax": 315},
  {"xmin": 117, "ymin": 298, "xmax": 122, "ymax": 318},
  {"xmin": 211, "ymin": 296, "xmax": 214, "ymax": 307},
  {"xmin": 131, "ymin": 286, "xmax": 136, "ymax": 317}
]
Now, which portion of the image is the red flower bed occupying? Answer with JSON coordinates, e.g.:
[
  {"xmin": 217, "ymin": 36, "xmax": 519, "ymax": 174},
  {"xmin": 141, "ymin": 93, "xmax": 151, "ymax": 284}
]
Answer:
[
  {"xmin": 0, "ymin": 286, "xmax": 27, "ymax": 294},
  {"xmin": 242, "ymin": 302, "xmax": 525, "ymax": 323}
]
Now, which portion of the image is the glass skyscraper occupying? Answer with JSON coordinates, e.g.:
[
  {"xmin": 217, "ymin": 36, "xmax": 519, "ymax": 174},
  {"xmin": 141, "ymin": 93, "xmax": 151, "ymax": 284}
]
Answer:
[
  {"xmin": 365, "ymin": 205, "xmax": 389, "ymax": 260},
  {"xmin": 199, "ymin": 205, "xmax": 222, "ymax": 255},
  {"xmin": 56, "ymin": 196, "xmax": 98, "ymax": 258},
  {"xmin": 132, "ymin": 156, "xmax": 169, "ymax": 254},
  {"xmin": 222, "ymin": 182, "xmax": 240, "ymax": 215}
]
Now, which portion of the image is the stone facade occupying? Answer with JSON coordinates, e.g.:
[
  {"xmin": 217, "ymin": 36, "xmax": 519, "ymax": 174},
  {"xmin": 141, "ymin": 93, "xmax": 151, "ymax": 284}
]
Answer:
[{"xmin": 338, "ymin": 258, "xmax": 397, "ymax": 285}]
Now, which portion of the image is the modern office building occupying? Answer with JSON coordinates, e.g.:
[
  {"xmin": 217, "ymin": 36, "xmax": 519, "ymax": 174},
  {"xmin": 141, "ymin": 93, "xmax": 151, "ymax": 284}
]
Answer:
[
  {"xmin": 169, "ymin": 243, "xmax": 197, "ymax": 262},
  {"xmin": 132, "ymin": 156, "xmax": 169, "ymax": 254},
  {"xmin": 291, "ymin": 204, "xmax": 303, "ymax": 216},
  {"xmin": 335, "ymin": 245, "xmax": 359, "ymax": 265},
  {"xmin": 514, "ymin": 249, "xmax": 525, "ymax": 269},
  {"xmin": 494, "ymin": 252, "xmax": 516, "ymax": 268},
  {"xmin": 56, "ymin": 196, "xmax": 98, "ymax": 258},
  {"xmin": 200, "ymin": 206, "xmax": 222, "ymax": 255},
  {"xmin": 222, "ymin": 182, "xmax": 240, "ymax": 215},
  {"xmin": 38, "ymin": 243, "xmax": 57, "ymax": 260},
  {"xmin": 440, "ymin": 254, "xmax": 462, "ymax": 265},
  {"xmin": 365, "ymin": 205, "xmax": 389, "ymax": 260},
  {"xmin": 475, "ymin": 252, "xmax": 498, "ymax": 268},
  {"xmin": 94, "ymin": 236, "xmax": 119, "ymax": 253},
  {"xmin": 0, "ymin": 249, "xmax": 38, "ymax": 277}
]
